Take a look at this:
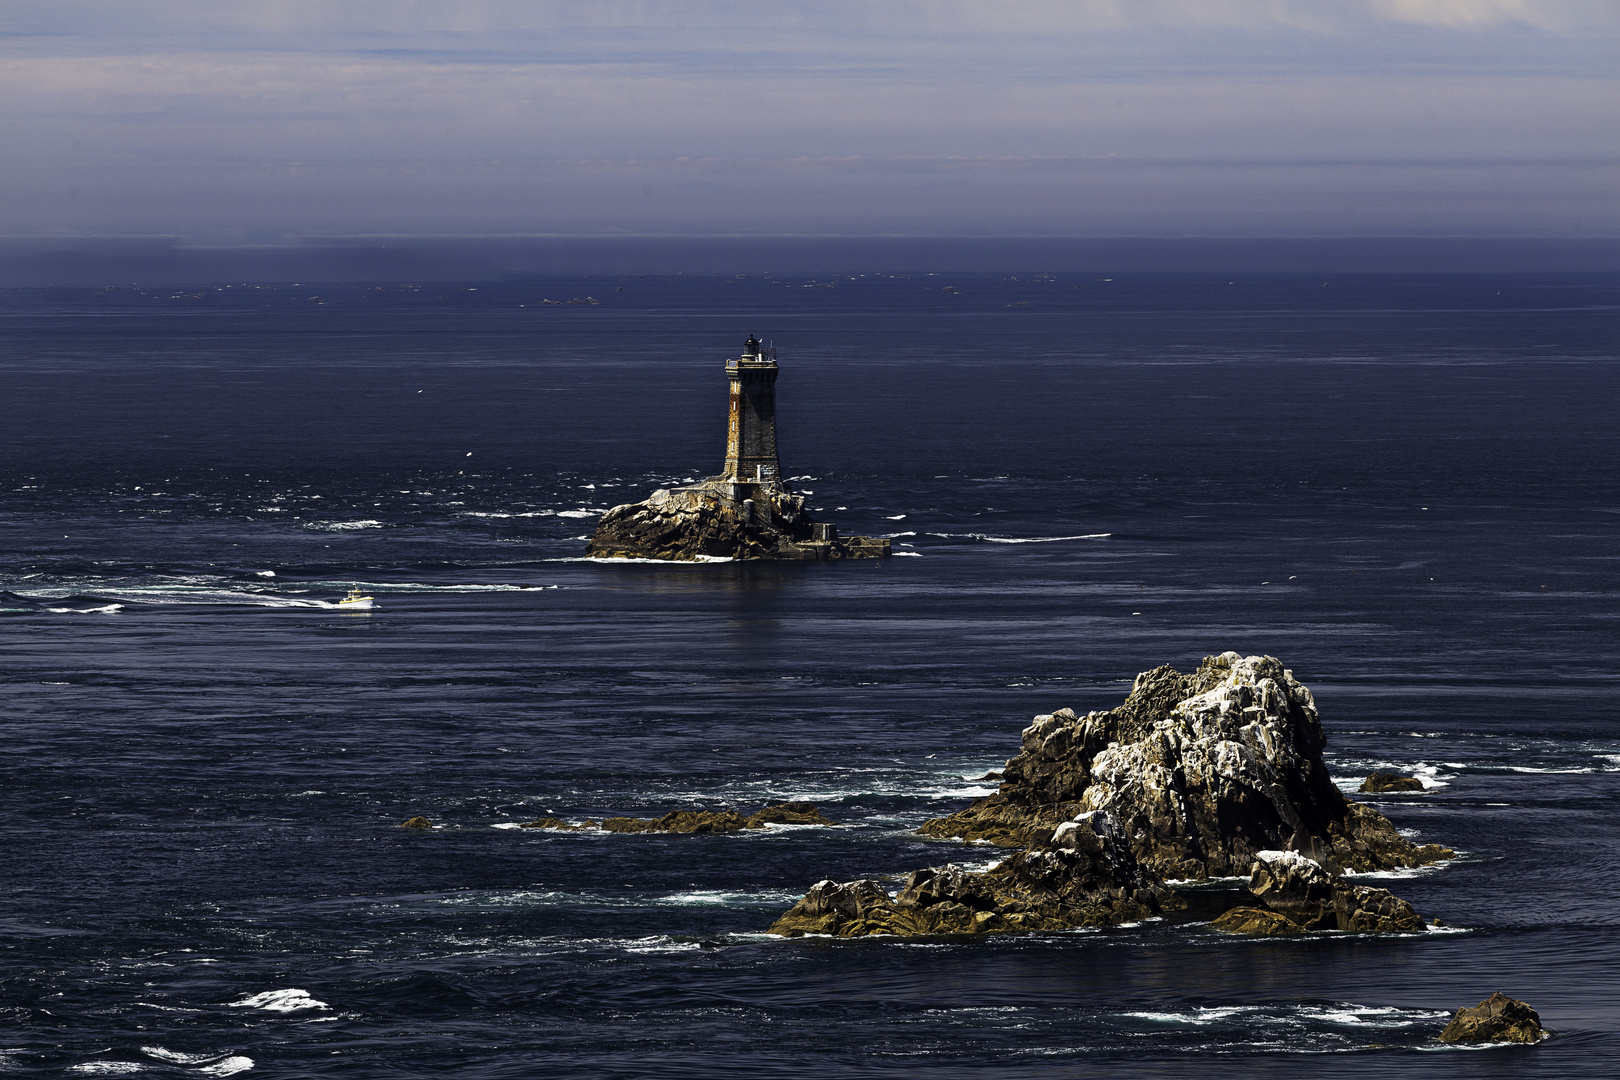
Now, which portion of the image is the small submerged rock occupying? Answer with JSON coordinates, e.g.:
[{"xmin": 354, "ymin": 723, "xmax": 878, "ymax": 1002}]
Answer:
[
  {"xmin": 1359, "ymin": 772, "xmax": 1426, "ymax": 793},
  {"xmin": 539, "ymin": 802, "xmax": 836, "ymax": 835},
  {"xmin": 1438, "ymin": 992, "xmax": 1546, "ymax": 1044},
  {"xmin": 602, "ymin": 810, "xmax": 751, "ymax": 834},
  {"xmin": 745, "ymin": 801, "xmax": 836, "ymax": 828}
]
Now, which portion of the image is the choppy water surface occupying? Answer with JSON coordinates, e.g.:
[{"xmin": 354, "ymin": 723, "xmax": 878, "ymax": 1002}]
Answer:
[{"xmin": 2, "ymin": 274, "xmax": 1618, "ymax": 1077}]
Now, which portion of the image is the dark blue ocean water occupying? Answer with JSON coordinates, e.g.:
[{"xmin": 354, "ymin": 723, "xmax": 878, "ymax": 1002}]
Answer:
[{"xmin": 2, "ymin": 273, "xmax": 1618, "ymax": 1077}]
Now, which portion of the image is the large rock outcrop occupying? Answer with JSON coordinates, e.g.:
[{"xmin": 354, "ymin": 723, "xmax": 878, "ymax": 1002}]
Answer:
[
  {"xmin": 1438, "ymin": 993, "xmax": 1547, "ymax": 1044},
  {"xmin": 768, "ymin": 810, "xmax": 1177, "ymax": 937},
  {"xmin": 586, "ymin": 480, "xmax": 888, "ymax": 562},
  {"xmin": 1209, "ymin": 850, "xmax": 1424, "ymax": 934},
  {"xmin": 920, "ymin": 653, "xmax": 1453, "ymax": 879},
  {"xmin": 768, "ymin": 653, "xmax": 1443, "ymax": 939}
]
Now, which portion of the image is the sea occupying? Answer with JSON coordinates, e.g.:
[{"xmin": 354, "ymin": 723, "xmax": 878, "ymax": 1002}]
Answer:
[{"xmin": 2, "ymin": 271, "xmax": 1617, "ymax": 1078}]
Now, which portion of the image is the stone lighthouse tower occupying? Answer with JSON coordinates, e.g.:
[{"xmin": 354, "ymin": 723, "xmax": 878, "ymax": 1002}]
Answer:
[
  {"xmin": 584, "ymin": 335, "xmax": 889, "ymax": 561},
  {"xmin": 722, "ymin": 334, "xmax": 780, "ymax": 486}
]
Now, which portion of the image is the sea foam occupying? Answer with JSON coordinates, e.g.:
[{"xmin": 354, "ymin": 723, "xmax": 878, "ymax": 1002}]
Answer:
[{"xmin": 228, "ymin": 989, "xmax": 328, "ymax": 1013}]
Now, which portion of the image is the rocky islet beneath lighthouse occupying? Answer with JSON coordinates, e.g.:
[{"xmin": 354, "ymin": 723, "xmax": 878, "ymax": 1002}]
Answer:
[{"xmin": 586, "ymin": 336, "xmax": 890, "ymax": 561}]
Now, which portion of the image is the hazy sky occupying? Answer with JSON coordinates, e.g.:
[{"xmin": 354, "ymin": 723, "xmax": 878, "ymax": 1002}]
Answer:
[{"xmin": 4, "ymin": 1, "xmax": 1615, "ymax": 242}]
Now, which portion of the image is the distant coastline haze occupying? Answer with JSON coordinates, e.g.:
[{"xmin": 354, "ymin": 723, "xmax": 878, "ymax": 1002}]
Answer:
[{"xmin": 2, "ymin": 1, "xmax": 1615, "ymax": 279}]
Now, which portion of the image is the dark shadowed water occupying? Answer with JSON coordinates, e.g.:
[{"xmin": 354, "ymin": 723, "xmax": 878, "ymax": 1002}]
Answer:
[{"xmin": 2, "ymin": 273, "xmax": 1618, "ymax": 1077}]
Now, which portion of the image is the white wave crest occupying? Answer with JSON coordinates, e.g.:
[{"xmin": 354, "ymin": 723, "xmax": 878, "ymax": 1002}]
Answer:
[
  {"xmin": 661, "ymin": 889, "xmax": 805, "ymax": 906},
  {"xmin": 1332, "ymin": 762, "xmax": 1451, "ymax": 792},
  {"xmin": 1507, "ymin": 765, "xmax": 1594, "ymax": 773},
  {"xmin": 301, "ymin": 520, "xmax": 384, "ymax": 531},
  {"xmin": 1120, "ymin": 1002, "xmax": 1449, "ymax": 1028},
  {"xmin": 228, "ymin": 989, "xmax": 328, "ymax": 1013},
  {"xmin": 142, "ymin": 1047, "xmax": 217, "ymax": 1064},
  {"xmin": 1343, "ymin": 860, "xmax": 1456, "ymax": 881},
  {"xmin": 142, "ymin": 1047, "xmax": 252, "ymax": 1073},
  {"xmin": 919, "ymin": 784, "xmax": 996, "ymax": 799},
  {"xmin": 70, "ymin": 1065, "xmax": 146, "ymax": 1076}
]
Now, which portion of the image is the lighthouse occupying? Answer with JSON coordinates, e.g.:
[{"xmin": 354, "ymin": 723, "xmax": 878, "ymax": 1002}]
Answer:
[
  {"xmin": 585, "ymin": 335, "xmax": 889, "ymax": 560},
  {"xmin": 722, "ymin": 334, "xmax": 780, "ymax": 486}
]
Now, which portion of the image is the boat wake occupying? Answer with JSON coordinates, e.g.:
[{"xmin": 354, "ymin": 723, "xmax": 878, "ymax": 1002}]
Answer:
[{"xmin": 925, "ymin": 532, "xmax": 1111, "ymax": 544}]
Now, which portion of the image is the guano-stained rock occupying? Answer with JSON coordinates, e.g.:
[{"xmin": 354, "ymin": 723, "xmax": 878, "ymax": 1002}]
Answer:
[
  {"xmin": 921, "ymin": 653, "xmax": 1454, "ymax": 879},
  {"xmin": 772, "ymin": 655, "xmax": 1442, "ymax": 941},
  {"xmin": 1248, "ymin": 849, "xmax": 1340, "ymax": 929}
]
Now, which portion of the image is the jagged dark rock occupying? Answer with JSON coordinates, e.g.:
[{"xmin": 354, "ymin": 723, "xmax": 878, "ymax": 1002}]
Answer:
[
  {"xmin": 399, "ymin": 817, "xmax": 432, "ymax": 829},
  {"xmin": 596, "ymin": 803, "xmax": 837, "ymax": 835},
  {"xmin": 1438, "ymin": 992, "xmax": 1546, "ymax": 1044},
  {"xmin": 768, "ymin": 810, "xmax": 1179, "ymax": 937},
  {"xmin": 745, "ymin": 801, "xmax": 836, "ymax": 828},
  {"xmin": 1359, "ymin": 772, "xmax": 1426, "ymax": 793},
  {"xmin": 1209, "ymin": 907, "xmax": 1304, "ymax": 935},
  {"xmin": 1212, "ymin": 850, "xmax": 1424, "ymax": 934},
  {"xmin": 921, "ymin": 653, "xmax": 1454, "ymax": 879},
  {"xmin": 520, "ymin": 816, "xmax": 590, "ymax": 831},
  {"xmin": 603, "ymin": 810, "xmax": 751, "ymax": 834},
  {"xmin": 1248, "ymin": 849, "xmax": 1341, "ymax": 929},
  {"xmin": 587, "ymin": 480, "xmax": 887, "ymax": 561},
  {"xmin": 1334, "ymin": 881, "xmax": 1426, "ymax": 933}
]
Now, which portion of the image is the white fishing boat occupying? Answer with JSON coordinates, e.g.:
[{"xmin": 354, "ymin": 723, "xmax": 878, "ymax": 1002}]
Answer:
[{"xmin": 336, "ymin": 584, "xmax": 375, "ymax": 610}]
